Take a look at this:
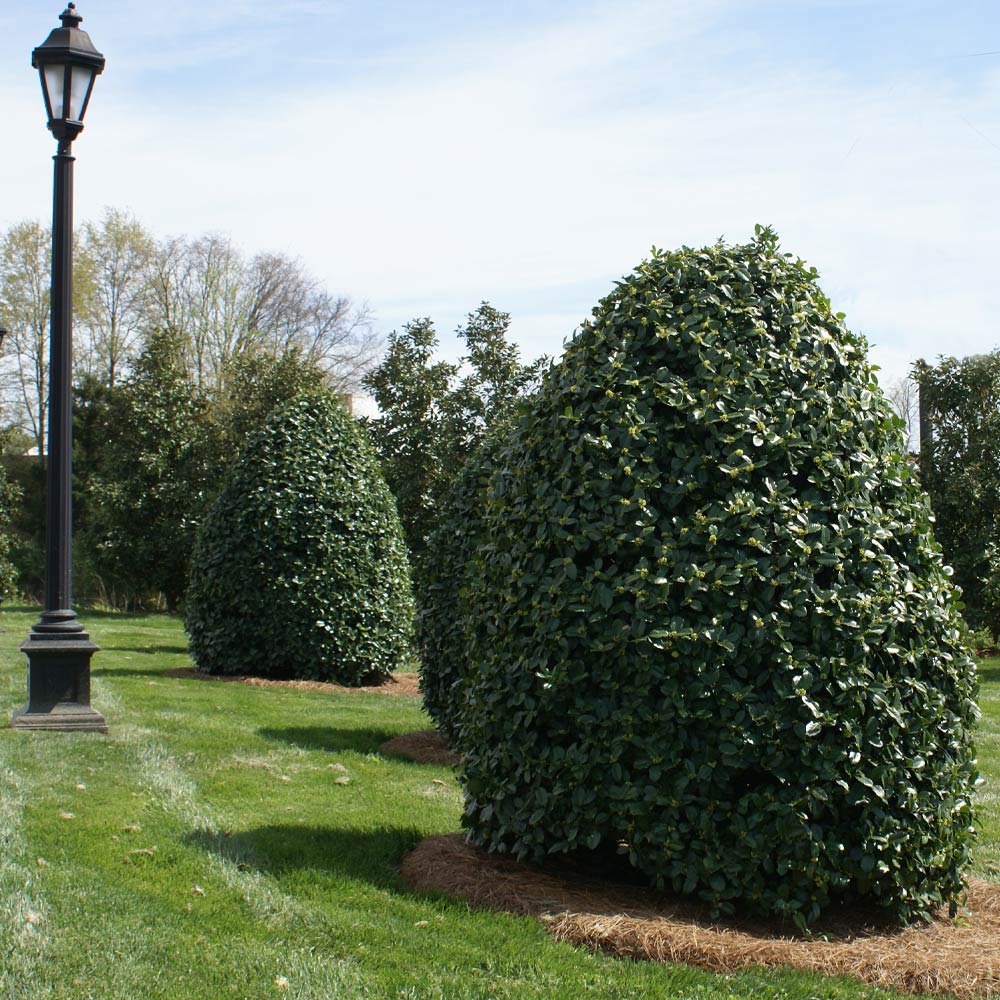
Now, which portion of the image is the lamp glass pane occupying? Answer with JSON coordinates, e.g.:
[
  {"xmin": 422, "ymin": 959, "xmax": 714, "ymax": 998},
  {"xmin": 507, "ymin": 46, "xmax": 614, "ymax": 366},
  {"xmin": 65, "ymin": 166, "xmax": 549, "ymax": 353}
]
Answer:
[
  {"xmin": 69, "ymin": 66, "xmax": 95, "ymax": 121},
  {"xmin": 44, "ymin": 64, "xmax": 66, "ymax": 119}
]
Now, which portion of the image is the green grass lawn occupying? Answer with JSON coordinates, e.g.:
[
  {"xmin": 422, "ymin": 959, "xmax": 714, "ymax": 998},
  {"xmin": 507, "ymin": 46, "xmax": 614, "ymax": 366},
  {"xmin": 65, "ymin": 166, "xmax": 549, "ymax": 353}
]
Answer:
[{"xmin": 0, "ymin": 604, "xmax": 996, "ymax": 1000}]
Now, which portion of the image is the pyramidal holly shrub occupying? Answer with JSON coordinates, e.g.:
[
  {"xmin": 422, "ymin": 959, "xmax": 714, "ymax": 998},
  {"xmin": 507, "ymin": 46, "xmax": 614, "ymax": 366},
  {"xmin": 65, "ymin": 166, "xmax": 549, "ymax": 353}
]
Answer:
[
  {"xmin": 186, "ymin": 391, "xmax": 414, "ymax": 685},
  {"xmin": 444, "ymin": 228, "xmax": 978, "ymax": 927}
]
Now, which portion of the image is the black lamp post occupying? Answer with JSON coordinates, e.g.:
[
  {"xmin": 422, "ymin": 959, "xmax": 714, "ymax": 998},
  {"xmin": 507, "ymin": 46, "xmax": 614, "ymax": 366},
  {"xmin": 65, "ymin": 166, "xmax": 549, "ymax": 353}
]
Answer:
[{"xmin": 12, "ymin": 4, "xmax": 106, "ymax": 732}]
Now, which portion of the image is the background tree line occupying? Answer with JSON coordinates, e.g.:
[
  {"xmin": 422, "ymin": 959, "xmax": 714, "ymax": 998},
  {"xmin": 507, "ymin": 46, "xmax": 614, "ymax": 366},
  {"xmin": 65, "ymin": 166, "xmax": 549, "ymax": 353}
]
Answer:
[
  {"xmin": 0, "ymin": 209, "xmax": 378, "ymax": 456},
  {"xmin": 7, "ymin": 206, "xmax": 991, "ymax": 646},
  {"xmin": 0, "ymin": 208, "xmax": 544, "ymax": 614},
  {"xmin": 0, "ymin": 208, "xmax": 378, "ymax": 610},
  {"xmin": 913, "ymin": 352, "xmax": 1000, "ymax": 643}
]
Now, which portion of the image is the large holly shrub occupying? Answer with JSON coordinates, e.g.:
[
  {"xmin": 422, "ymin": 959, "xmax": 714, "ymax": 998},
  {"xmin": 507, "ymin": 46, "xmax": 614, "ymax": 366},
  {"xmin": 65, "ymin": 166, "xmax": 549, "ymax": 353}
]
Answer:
[
  {"xmin": 186, "ymin": 392, "xmax": 414, "ymax": 684},
  {"xmin": 451, "ymin": 229, "xmax": 979, "ymax": 927}
]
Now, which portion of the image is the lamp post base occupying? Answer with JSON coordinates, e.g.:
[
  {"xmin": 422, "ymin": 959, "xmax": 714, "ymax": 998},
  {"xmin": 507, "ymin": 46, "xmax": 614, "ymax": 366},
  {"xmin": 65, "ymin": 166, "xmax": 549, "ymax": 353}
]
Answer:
[
  {"xmin": 12, "ymin": 630, "xmax": 106, "ymax": 733},
  {"xmin": 11, "ymin": 705, "xmax": 108, "ymax": 731}
]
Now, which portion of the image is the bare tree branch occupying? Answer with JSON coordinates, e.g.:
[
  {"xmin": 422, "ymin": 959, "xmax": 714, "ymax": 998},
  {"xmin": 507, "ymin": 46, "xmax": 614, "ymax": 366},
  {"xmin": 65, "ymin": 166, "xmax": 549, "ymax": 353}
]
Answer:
[
  {"xmin": 0, "ymin": 221, "xmax": 51, "ymax": 455},
  {"xmin": 885, "ymin": 376, "xmax": 919, "ymax": 452}
]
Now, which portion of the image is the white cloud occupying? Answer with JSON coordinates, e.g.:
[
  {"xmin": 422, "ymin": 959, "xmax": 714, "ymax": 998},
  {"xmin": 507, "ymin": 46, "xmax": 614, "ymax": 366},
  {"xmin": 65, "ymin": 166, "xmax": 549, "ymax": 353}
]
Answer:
[{"xmin": 2, "ymin": 1, "xmax": 997, "ymax": 391}]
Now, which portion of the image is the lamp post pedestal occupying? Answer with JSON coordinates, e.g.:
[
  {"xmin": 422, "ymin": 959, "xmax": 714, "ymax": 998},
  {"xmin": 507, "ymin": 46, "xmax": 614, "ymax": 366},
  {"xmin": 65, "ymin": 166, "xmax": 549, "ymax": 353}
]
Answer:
[{"xmin": 12, "ymin": 626, "xmax": 104, "ymax": 732}]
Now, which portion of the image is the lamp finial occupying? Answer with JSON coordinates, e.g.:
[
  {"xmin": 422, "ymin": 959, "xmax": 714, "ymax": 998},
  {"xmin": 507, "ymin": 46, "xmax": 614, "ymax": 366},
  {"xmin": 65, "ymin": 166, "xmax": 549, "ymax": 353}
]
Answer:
[{"xmin": 59, "ymin": 4, "xmax": 83, "ymax": 29}]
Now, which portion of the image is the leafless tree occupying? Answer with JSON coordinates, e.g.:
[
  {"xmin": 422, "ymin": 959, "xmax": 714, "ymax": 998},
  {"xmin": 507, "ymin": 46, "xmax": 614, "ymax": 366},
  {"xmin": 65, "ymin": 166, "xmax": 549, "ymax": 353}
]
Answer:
[
  {"xmin": 146, "ymin": 235, "xmax": 379, "ymax": 394},
  {"xmin": 0, "ymin": 220, "xmax": 51, "ymax": 456},
  {"xmin": 1, "ymin": 215, "xmax": 380, "ymax": 448},
  {"xmin": 885, "ymin": 376, "xmax": 920, "ymax": 452},
  {"xmin": 76, "ymin": 208, "xmax": 156, "ymax": 387}
]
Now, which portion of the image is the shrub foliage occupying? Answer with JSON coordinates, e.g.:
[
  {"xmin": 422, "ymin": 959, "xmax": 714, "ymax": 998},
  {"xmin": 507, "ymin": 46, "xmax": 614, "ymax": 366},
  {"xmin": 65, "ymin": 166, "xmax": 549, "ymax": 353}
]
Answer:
[
  {"xmin": 418, "ymin": 447, "xmax": 494, "ymax": 738},
  {"xmin": 0, "ymin": 457, "xmax": 20, "ymax": 603},
  {"xmin": 914, "ymin": 351, "xmax": 1000, "ymax": 630},
  {"xmin": 362, "ymin": 304, "xmax": 544, "ymax": 596},
  {"xmin": 982, "ymin": 543, "xmax": 1000, "ymax": 644},
  {"xmin": 186, "ymin": 392, "xmax": 414, "ymax": 684},
  {"xmin": 444, "ymin": 230, "xmax": 978, "ymax": 927}
]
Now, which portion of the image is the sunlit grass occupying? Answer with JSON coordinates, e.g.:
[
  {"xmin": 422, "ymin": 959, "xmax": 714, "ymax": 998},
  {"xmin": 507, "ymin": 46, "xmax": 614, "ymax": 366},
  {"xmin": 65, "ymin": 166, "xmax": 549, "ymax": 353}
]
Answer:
[{"xmin": 0, "ymin": 605, "xmax": 994, "ymax": 1000}]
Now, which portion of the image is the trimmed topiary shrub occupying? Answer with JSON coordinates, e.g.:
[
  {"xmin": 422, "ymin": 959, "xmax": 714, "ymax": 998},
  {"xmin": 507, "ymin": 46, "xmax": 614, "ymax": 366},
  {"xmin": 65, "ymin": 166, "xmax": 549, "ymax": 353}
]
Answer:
[
  {"xmin": 186, "ymin": 391, "xmax": 414, "ymax": 685},
  {"xmin": 450, "ymin": 229, "xmax": 979, "ymax": 928}
]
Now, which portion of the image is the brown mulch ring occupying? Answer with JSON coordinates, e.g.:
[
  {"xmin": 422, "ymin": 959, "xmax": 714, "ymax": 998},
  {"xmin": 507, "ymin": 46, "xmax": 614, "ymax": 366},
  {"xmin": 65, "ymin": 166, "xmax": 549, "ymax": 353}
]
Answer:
[
  {"xmin": 400, "ymin": 833, "xmax": 1000, "ymax": 998},
  {"xmin": 162, "ymin": 668, "xmax": 421, "ymax": 697},
  {"xmin": 378, "ymin": 730, "xmax": 459, "ymax": 766}
]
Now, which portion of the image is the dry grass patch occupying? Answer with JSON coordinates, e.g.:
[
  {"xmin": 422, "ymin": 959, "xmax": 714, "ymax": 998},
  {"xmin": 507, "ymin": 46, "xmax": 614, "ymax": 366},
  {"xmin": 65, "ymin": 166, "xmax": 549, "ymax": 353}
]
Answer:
[
  {"xmin": 401, "ymin": 833, "xmax": 1000, "ymax": 998},
  {"xmin": 163, "ymin": 668, "xmax": 421, "ymax": 697}
]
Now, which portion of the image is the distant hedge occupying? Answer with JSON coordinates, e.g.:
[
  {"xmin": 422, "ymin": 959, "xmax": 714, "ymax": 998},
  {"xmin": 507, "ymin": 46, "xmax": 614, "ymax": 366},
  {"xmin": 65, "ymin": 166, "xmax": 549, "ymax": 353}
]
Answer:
[
  {"xmin": 447, "ymin": 230, "xmax": 979, "ymax": 928},
  {"xmin": 186, "ymin": 392, "xmax": 414, "ymax": 685}
]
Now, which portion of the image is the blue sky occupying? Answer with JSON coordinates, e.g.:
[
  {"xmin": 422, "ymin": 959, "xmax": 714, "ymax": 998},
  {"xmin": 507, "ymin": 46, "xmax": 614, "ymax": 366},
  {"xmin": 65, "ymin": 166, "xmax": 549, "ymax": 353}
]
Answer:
[{"xmin": 1, "ymin": 0, "xmax": 998, "ymax": 385}]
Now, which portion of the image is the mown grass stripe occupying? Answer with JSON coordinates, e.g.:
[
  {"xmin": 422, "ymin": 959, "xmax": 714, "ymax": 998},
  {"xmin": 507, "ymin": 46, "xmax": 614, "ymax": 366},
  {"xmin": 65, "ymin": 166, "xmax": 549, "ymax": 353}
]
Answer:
[{"xmin": 0, "ymin": 756, "xmax": 50, "ymax": 994}]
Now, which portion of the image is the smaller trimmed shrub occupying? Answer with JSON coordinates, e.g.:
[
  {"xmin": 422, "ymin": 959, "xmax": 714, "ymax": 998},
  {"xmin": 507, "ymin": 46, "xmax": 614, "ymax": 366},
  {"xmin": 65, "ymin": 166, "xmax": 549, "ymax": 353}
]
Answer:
[{"xmin": 186, "ymin": 392, "xmax": 414, "ymax": 685}]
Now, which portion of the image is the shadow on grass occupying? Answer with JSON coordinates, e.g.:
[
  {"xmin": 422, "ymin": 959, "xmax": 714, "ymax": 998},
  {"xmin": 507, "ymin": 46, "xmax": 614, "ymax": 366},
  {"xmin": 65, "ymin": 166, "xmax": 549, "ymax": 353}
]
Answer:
[
  {"xmin": 91, "ymin": 664, "xmax": 190, "ymax": 678},
  {"xmin": 78, "ymin": 608, "xmax": 180, "ymax": 621},
  {"xmin": 186, "ymin": 823, "xmax": 425, "ymax": 888},
  {"xmin": 101, "ymin": 644, "xmax": 190, "ymax": 656},
  {"xmin": 0, "ymin": 606, "xmax": 177, "ymax": 621},
  {"xmin": 979, "ymin": 664, "xmax": 1000, "ymax": 686},
  {"xmin": 259, "ymin": 725, "xmax": 403, "ymax": 755}
]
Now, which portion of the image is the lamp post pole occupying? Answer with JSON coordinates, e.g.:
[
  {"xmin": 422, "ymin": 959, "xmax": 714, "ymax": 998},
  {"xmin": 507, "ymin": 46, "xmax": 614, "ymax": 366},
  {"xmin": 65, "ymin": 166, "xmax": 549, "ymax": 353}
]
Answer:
[
  {"xmin": 45, "ymin": 136, "xmax": 76, "ymax": 634},
  {"xmin": 12, "ymin": 4, "xmax": 106, "ymax": 732}
]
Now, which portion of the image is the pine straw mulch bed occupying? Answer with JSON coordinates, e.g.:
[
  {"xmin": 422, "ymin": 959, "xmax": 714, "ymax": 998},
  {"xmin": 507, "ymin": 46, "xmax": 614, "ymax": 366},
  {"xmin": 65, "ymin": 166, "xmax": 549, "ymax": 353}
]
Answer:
[
  {"xmin": 162, "ymin": 668, "xmax": 421, "ymax": 697},
  {"xmin": 378, "ymin": 730, "xmax": 460, "ymax": 766},
  {"xmin": 400, "ymin": 833, "xmax": 1000, "ymax": 998}
]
